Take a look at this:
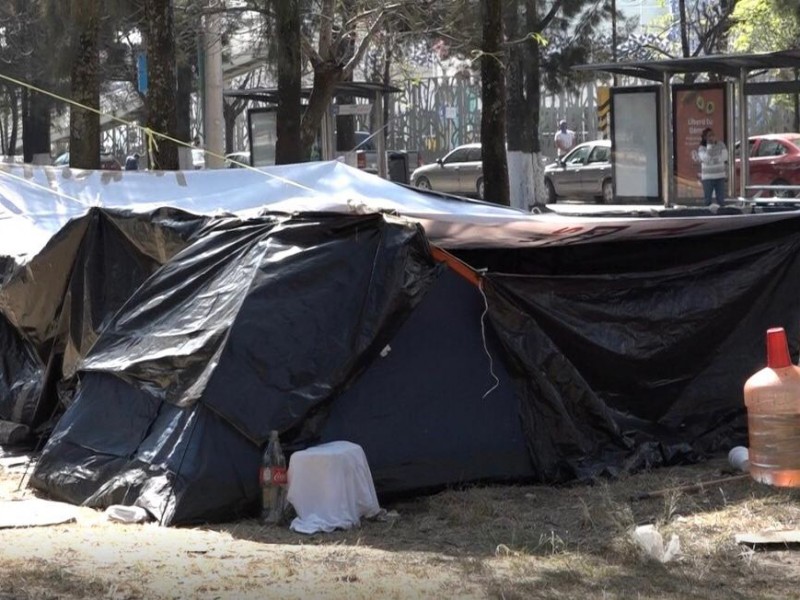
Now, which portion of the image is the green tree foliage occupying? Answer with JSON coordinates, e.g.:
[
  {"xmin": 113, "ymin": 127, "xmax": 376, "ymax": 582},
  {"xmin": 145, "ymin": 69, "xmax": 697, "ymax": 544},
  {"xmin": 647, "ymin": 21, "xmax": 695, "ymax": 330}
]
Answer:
[
  {"xmin": 622, "ymin": 1, "xmax": 739, "ymax": 65},
  {"xmin": 730, "ymin": 0, "xmax": 800, "ymax": 52}
]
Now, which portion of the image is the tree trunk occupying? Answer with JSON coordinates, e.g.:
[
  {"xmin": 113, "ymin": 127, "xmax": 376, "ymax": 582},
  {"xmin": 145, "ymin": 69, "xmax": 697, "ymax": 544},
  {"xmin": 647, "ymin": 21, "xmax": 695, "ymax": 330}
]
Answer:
[
  {"xmin": 223, "ymin": 103, "xmax": 237, "ymax": 155},
  {"xmin": 0, "ymin": 86, "xmax": 12, "ymax": 156},
  {"xmin": 382, "ymin": 42, "xmax": 392, "ymax": 143},
  {"xmin": 175, "ymin": 62, "xmax": 194, "ymax": 168},
  {"xmin": 506, "ymin": 0, "xmax": 536, "ymax": 210},
  {"xmin": 275, "ymin": 0, "xmax": 304, "ymax": 164},
  {"xmin": 22, "ymin": 88, "xmax": 52, "ymax": 164},
  {"xmin": 679, "ymin": 0, "xmax": 690, "ymax": 57},
  {"xmin": 69, "ymin": 6, "xmax": 101, "ymax": 170},
  {"xmin": 176, "ymin": 63, "xmax": 192, "ymax": 144},
  {"xmin": 144, "ymin": 0, "xmax": 179, "ymax": 170},
  {"xmin": 300, "ymin": 66, "xmax": 341, "ymax": 158},
  {"xmin": 9, "ymin": 88, "xmax": 18, "ymax": 156},
  {"xmin": 527, "ymin": 0, "xmax": 548, "ymax": 208},
  {"xmin": 223, "ymin": 94, "xmax": 250, "ymax": 155},
  {"xmin": 481, "ymin": 0, "xmax": 509, "ymax": 206},
  {"xmin": 336, "ymin": 0, "xmax": 358, "ymax": 155}
]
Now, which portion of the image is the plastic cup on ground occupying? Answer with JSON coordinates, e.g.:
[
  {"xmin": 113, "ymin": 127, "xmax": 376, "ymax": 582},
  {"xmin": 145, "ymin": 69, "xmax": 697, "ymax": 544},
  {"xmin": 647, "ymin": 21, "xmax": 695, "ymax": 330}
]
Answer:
[{"xmin": 728, "ymin": 446, "xmax": 750, "ymax": 472}]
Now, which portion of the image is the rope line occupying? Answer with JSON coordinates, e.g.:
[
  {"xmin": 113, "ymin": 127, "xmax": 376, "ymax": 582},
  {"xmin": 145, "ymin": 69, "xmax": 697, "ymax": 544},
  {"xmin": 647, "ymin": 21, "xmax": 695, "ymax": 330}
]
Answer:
[
  {"xmin": 0, "ymin": 71, "xmax": 317, "ymax": 192},
  {"xmin": 478, "ymin": 279, "xmax": 500, "ymax": 399}
]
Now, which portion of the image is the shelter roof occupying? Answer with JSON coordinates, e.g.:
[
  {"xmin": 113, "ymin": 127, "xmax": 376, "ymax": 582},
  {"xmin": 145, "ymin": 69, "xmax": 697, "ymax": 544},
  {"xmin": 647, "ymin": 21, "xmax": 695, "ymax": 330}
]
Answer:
[
  {"xmin": 573, "ymin": 49, "xmax": 800, "ymax": 81},
  {"xmin": 224, "ymin": 81, "xmax": 401, "ymax": 103}
]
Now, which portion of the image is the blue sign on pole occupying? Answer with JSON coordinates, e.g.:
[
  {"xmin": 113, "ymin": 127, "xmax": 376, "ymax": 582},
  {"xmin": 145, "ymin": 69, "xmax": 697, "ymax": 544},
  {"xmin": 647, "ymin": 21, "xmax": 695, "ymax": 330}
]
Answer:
[{"xmin": 137, "ymin": 53, "xmax": 148, "ymax": 94}]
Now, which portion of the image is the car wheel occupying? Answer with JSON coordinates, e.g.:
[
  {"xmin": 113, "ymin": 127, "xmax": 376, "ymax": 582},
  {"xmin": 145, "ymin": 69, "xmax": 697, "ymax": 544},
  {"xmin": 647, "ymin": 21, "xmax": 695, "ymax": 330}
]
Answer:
[
  {"xmin": 415, "ymin": 176, "xmax": 432, "ymax": 191},
  {"xmin": 601, "ymin": 179, "xmax": 614, "ymax": 204},
  {"xmin": 545, "ymin": 179, "xmax": 557, "ymax": 204},
  {"xmin": 476, "ymin": 178, "xmax": 485, "ymax": 200},
  {"xmin": 772, "ymin": 179, "xmax": 797, "ymax": 198}
]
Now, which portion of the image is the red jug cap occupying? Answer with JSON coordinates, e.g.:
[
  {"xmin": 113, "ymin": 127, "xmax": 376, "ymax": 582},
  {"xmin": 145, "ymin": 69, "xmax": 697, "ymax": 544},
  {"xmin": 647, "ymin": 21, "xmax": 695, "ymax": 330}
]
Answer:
[{"xmin": 766, "ymin": 327, "xmax": 791, "ymax": 368}]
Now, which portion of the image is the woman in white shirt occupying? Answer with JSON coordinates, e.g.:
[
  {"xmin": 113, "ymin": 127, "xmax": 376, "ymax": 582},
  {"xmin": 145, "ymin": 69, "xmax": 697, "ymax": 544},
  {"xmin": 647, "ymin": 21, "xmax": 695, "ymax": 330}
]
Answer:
[{"xmin": 697, "ymin": 128, "xmax": 728, "ymax": 207}]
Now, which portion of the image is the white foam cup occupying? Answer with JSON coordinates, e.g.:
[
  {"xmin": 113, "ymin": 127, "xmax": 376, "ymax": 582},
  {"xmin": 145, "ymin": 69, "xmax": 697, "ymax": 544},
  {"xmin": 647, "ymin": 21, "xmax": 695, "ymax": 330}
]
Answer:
[{"xmin": 728, "ymin": 446, "xmax": 750, "ymax": 472}]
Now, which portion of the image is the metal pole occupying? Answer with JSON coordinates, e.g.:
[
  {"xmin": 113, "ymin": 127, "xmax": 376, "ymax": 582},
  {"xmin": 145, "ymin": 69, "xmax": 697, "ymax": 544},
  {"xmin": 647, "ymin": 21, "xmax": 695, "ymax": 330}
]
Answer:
[
  {"xmin": 726, "ymin": 81, "xmax": 736, "ymax": 199},
  {"xmin": 611, "ymin": 0, "xmax": 618, "ymax": 86},
  {"xmin": 738, "ymin": 67, "xmax": 749, "ymax": 198},
  {"xmin": 375, "ymin": 90, "xmax": 387, "ymax": 178},
  {"xmin": 660, "ymin": 72, "xmax": 673, "ymax": 208}
]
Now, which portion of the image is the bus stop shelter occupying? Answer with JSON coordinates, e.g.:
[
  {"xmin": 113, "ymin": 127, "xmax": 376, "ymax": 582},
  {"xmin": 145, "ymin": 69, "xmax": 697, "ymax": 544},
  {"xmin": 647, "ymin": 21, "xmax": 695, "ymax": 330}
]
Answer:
[
  {"xmin": 574, "ymin": 49, "xmax": 800, "ymax": 207},
  {"xmin": 224, "ymin": 81, "xmax": 401, "ymax": 178}
]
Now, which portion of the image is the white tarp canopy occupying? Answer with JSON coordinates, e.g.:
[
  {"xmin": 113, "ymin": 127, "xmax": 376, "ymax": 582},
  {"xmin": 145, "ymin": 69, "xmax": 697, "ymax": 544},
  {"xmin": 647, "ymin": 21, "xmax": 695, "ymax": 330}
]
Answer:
[{"xmin": 1, "ymin": 160, "xmax": 799, "ymax": 259}]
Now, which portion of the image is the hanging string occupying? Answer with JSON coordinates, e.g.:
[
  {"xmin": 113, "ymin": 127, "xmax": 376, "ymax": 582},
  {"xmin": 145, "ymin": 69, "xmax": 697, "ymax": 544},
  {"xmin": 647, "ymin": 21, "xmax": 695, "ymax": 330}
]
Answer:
[
  {"xmin": 0, "ymin": 71, "xmax": 317, "ymax": 193},
  {"xmin": 478, "ymin": 277, "xmax": 500, "ymax": 399}
]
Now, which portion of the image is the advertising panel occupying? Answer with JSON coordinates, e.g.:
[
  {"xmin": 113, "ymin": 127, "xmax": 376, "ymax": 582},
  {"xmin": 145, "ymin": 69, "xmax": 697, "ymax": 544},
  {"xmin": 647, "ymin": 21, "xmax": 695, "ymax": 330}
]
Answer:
[
  {"xmin": 248, "ymin": 108, "xmax": 278, "ymax": 167},
  {"xmin": 673, "ymin": 84, "xmax": 728, "ymax": 201},
  {"xmin": 611, "ymin": 87, "xmax": 661, "ymax": 201}
]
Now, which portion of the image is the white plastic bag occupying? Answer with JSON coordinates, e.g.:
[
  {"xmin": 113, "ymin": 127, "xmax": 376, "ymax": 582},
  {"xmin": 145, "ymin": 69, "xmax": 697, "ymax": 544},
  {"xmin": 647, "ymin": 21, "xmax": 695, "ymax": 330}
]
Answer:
[
  {"xmin": 105, "ymin": 505, "xmax": 151, "ymax": 524},
  {"xmin": 632, "ymin": 524, "xmax": 680, "ymax": 562}
]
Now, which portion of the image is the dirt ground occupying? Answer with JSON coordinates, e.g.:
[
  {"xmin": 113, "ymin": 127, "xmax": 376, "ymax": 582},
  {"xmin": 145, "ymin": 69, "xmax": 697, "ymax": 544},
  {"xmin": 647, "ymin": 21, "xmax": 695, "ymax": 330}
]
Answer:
[{"xmin": 1, "ymin": 454, "xmax": 800, "ymax": 600}]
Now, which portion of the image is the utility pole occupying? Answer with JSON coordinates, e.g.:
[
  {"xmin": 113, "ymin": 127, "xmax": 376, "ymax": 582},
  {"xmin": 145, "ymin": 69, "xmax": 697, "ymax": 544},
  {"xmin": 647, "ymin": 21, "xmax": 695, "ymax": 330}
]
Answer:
[{"xmin": 203, "ymin": 0, "xmax": 225, "ymax": 168}]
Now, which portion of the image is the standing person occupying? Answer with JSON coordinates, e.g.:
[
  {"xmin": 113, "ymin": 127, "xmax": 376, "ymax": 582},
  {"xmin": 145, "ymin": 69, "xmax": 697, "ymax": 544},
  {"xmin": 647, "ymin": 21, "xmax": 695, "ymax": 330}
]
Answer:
[
  {"xmin": 697, "ymin": 128, "xmax": 728, "ymax": 207},
  {"xmin": 125, "ymin": 152, "xmax": 140, "ymax": 171},
  {"xmin": 554, "ymin": 119, "xmax": 575, "ymax": 160}
]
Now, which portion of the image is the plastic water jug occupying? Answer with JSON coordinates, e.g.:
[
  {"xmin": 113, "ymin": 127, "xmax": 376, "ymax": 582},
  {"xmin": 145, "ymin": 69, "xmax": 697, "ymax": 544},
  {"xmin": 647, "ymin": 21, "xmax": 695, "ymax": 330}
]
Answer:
[{"xmin": 744, "ymin": 327, "xmax": 800, "ymax": 487}]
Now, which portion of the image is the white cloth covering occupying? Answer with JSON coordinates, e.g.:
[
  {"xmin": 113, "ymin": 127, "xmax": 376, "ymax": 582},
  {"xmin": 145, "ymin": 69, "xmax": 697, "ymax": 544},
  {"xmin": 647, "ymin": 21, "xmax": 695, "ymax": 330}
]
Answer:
[{"xmin": 287, "ymin": 440, "xmax": 381, "ymax": 534}]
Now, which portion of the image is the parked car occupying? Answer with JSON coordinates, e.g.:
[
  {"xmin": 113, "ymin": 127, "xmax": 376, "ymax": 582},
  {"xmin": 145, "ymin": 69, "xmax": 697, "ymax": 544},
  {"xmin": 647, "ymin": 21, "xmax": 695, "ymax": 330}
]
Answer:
[
  {"xmin": 735, "ymin": 133, "xmax": 800, "ymax": 197},
  {"xmin": 544, "ymin": 139, "xmax": 612, "ymax": 204},
  {"xmin": 411, "ymin": 143, "xmax": 484, "ymax": 199},
  {"xmin": 53, "ymin": 151, "xmax": 122, "ymax": 170}
]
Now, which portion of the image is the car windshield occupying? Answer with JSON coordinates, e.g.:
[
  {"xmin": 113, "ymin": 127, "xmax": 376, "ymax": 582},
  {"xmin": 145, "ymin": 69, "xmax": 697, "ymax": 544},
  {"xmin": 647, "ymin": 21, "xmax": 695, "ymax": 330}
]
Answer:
[
  {"xmin": 564, "ymin": 145, "xmax": 591, "ymax": 165},
  {"xmin": 443, "ymin": 147, "xmax": 472, "ymax": 163},
  {"xmin": 587, "ymin": 145, "xmax": 609, "ymax": 163}
]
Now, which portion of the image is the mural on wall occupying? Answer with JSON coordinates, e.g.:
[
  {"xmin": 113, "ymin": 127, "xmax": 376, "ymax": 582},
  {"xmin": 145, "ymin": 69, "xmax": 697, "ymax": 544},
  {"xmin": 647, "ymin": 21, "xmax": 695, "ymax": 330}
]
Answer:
[
  {"xmin": 387, "ymin": 76, "xmax": 603, "ymax": 164},
  {"xmin": 387, "ymin": 74, "xmax": 482, "ymax": 163}
]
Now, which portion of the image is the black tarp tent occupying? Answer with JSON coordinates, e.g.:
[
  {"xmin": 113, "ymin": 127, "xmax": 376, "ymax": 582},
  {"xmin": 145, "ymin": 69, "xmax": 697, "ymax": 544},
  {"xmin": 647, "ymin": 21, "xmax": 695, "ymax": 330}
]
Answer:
[{"xmin": 2, "ymin": 162, "xmax": 800, "ymax": 524}]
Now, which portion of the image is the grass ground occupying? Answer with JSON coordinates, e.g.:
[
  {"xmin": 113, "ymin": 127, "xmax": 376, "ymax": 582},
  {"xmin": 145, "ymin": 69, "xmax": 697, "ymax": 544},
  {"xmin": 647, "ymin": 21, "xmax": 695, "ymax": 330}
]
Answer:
[{"xmin": 1, "ymin": 455, "xmax": 799, "ymax": 599}]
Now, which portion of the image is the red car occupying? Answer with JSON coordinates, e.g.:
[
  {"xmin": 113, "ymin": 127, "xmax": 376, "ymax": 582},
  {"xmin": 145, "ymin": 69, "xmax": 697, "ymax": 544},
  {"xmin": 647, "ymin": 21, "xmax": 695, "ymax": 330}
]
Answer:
[{"xmin": 735, "ymin": 133, "xmax": 800, "ymax": 197}]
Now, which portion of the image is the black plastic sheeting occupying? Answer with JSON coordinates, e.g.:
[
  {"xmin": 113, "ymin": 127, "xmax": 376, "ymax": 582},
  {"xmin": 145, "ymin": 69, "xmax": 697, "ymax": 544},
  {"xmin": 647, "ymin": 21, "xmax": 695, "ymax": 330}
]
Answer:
[
  {"xmin": 0, "ymin": 208, "xmax": 211, "ymax": 436},
  {"xmin": 460, "ymin": 217, "xmax": 800, "ymax": 459},
  {"xmin": 31, "ymin": 214, "xmax": 442, "ymax": 524},
  {"xmin": 9, "ymin": 208, "xmax": 800, "ymax": 525}
]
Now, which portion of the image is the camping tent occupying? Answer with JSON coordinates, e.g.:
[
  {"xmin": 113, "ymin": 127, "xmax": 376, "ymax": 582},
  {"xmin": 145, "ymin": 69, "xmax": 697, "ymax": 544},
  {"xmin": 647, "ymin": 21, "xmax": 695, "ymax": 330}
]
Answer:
[{"xmin": 2, "ymin": 162, "xmax": 800, "ymax": 524}]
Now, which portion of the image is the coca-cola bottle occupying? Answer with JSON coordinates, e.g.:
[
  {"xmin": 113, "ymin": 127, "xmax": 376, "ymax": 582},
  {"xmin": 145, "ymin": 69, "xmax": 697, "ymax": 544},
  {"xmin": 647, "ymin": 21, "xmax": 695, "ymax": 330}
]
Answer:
[{"xmin": 260, "ymin": 430, "xmax": 288, "ymax": 525}]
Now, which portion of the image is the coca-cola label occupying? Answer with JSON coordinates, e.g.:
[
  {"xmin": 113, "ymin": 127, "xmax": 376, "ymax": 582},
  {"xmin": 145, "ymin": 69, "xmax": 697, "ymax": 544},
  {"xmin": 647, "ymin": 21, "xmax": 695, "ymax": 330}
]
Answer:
[
  {"xmin": 260, "ymin": 466, "xmax": 288, "ymax": 486},
  {"xmin": 271, "ymin": 466, "xmax": 288, "ymax": 485}
]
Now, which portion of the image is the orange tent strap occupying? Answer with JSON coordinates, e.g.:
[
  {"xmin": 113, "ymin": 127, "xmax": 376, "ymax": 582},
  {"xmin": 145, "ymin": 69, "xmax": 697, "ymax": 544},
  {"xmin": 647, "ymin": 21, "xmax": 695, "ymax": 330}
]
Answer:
[{"xmin": 430, "ymin": 245, "xmax": 483, "ymax": 288}]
